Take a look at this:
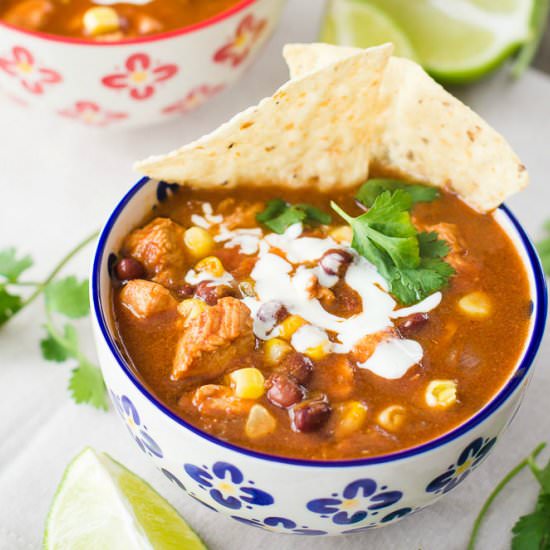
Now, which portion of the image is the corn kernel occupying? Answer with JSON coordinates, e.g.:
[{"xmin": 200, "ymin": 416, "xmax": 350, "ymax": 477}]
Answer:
[
  {"xmin": 245, "ymin": 404, "xmax": 276, "ymax": 439},
  {"xmin": 426, "ymin": 380, "xmax": 457, "ymax": 408},
  {"xmin": 377, "ymin": 405, "xmax": 406, "ymax": 432},
  {"xmin": 195, "ymin": 256, "xmax": 224, "ymax": 278},
  {"xmin": 305, "ymin": 343, "xmax": 330, "ymax": 360},
  {"xmin": 83, "ymin": 6, "xmax": 120, "ymax": 36},
  {"xmin": 184, "ymin": 226, "xmax": 215, "ymax": 259},
  {"xmin": 177, "ymin": 298, "xmax": 207, "ymax": 322},
  {"xmin": 228, "ymin": 367, "xmax": 265, "ymax": 399},
  {"xmin": 277, "ymin": 315, "xmax": 307, "ymax": 340},
  {"xmin": 458, "ymin": 291, "xmax": 492, "ymax": 319},
  {"xmin": 334, "ymin": 401, "xmax": 368, "ymax": 438},
  {"xmin": 263, "ymin": 338, "xmax": 292, "ymax": 366},
  {"xmin": 330, "ymin": 225, "xmax": 353, "ymax": 244}
]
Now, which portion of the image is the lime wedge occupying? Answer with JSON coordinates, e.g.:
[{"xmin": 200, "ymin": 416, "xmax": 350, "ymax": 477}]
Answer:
[
  {"xmin": 44, "ymin": 448, "xmax": 206, "ymax": 550},
  {"xmin": 320, "ymin": 1, "xmax": 417, "ymax": 59},
  {"xmin": 320, "ymin": 0, "xmax": 535, "ymax": 83}
]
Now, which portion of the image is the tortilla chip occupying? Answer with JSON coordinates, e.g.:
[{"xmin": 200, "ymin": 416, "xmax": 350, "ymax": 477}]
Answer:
[
  {"xmin": 135, "ymin": 44, "xmax": 393, "ymax": 191},
  {"xmin": 284, "ymin": 43, "xmax": 528, "ymax": 212}
]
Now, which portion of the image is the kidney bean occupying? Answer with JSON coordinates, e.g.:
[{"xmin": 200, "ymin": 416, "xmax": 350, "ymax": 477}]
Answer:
[
  {"xmin": 195, "ymin": 281, "xmax": 236, "ymax": 306},
  {"xmin": 175, "ymin": 283, "xmax": 195, "ymax": 299},
  {"xmin": 291, "ymin": 398, "xmax": 331, "ymax": 433},
  {"xmin": 319, "ymin": 249, "xmax": 353, "ymax": 276},
  {"xmin": 398, "ymin": 313, "xmax": 429, "ymax": 337},
  {"xmin": 256, "ymin": 300, "xmax": 288, "ymax": 331},
  {"xmin": 115, "ymin": 257, "xmax": 145, "ymax": 281},
  {"xmin": 280, "ymin": 352, "xmax": 313, "ymax": 385},
  {"xmin": 267, "ymin": 374, "xmax": 304, "ymax": 408}
]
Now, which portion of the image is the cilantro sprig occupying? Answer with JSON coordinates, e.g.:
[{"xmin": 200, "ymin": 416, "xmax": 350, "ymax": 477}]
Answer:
[
  {"xmin": 256, "ymin": 199, "xmax": 331, "ymax": 234},
  {"xmin": 536, "ymin": 220, "xmax": 550, "ymax": 276},
  {"xmin": 468, "ymin": 442, "xmax": 550, "ymax": 550},
  {"xmin": 356, "ymin": 178, "xmax": 439, "ymax": 208},
  {"xmin": 331, "ymin": 185, "xmax": 454, "ymax": 305},
  {"xmin": 0, "ymin": 232, "xmax": 108, "ymax": 410}
]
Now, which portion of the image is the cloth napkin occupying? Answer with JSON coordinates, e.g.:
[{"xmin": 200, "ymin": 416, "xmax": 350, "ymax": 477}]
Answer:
[{"xmin": 1, "ymin": 2, "xmax": 550, "ymax": 548}]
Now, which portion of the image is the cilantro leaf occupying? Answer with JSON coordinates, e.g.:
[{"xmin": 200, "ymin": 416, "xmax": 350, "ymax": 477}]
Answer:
[
  {"xmin": 418, "ymin": 231, "xmax": 451, "ymax": 259},
  {"xmin": 45, "ymin": 276, "xmax": 89, "ymax": 319},
  {"xmin": 356, "ymin": 178, "xmax": 439, "ymax": 208},
  {"xmin": 0, "ymin": 286, "xmax": 22, "ymax": 326},
  {"xmin": 296, "ymin": 203, "xmax": 332, "ymax": 225},
  {"xmin": 536, "ymin": 220, "xmax": 550, "ymax": 277},
  {"xmin": 332, "ymin": 190, "xmax": 454, "ymax": 305},
  {"xmin": 256, "ymin": 199, "xmax": 287, "ymax": 223},
  {"xmin": 40, "ymin": 324, "xmax": 79, "ymax": 362},
  {"xmin": 0, "ymin": 248, "xmax": 33, "ymax": 282},
  {"xmin": 511, "ymin": 493, "xmax": 550, "ymax": 550},
  {"xmin": 69, "ymin": 359, "xmax": 108, "ymax": 410},
  {"xmin": 262, "ymin": 205, "xmax": 307, "ymax": 234},
  {"xmin": 331, "ymin": 190, "xmax": 420, "ymax": 271},
  {"xmin": 257, "ymin": 199, "xmax": 332, "ymax": 234},
  {"xmin": 391, "ymin": 258, "xmax": 455, "ymax": 305}
]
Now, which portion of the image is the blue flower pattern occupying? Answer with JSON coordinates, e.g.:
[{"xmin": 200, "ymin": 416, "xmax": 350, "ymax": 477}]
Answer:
[
  {"xmin": 110, "ymin": 391, "xmax": 163, "ymax": 458},
  {"xmin": 232, "ymin": 516, "xmax": 328, "ymax": 535},
  {"xmin": 426, "ymin": 436, "xmax": 497, "ymax": 495},
  {"xmin": 184, "ymin": 461, "xmax": 274, "ymax": 511},
  {"xmin": 307, "ymin": 478, "xmax": 403, "ymax": 525}
]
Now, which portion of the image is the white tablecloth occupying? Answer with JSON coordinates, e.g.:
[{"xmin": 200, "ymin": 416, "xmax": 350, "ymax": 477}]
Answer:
[{"xmin": 1, "ymin": 2, "xmax": 549, "ymax": 548}]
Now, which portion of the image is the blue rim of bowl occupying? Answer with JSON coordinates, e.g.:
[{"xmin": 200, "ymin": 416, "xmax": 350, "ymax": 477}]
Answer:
[{"xmin": 92, "ymin": 176, "xmax": 548, "ymax": 467}]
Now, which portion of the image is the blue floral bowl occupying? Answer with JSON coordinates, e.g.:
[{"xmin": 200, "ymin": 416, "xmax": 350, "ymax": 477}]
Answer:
[{"xmin": 91, "ymin": 177, "xmax": 547, "ymax": 535}]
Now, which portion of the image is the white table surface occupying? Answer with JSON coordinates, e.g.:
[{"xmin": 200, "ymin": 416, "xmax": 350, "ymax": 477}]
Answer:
[{"xmin": 1, "ymin": 1, "xmax": 549, "ymax": 549}]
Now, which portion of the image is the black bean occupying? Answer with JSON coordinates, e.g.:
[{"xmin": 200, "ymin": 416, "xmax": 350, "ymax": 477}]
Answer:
[
  {"xmin": 115, "ymin": 258, "xmax": 145, "ymax": 281},
  {"xmin": 280, "ymin": 352, "xmax": 313, "ymax": 385},
  {"xmin": 291, "ymin": 398, "xmax": 331, "ymax": 433},
  {"xmin": 175, "ymin": 284, "xmax": 195, "ymax": 299},
  {"xmin": 319, "ymin": 249, "xmax": 353, "ymax": 276},
  {"xmin": 267, "ymin": 374, "xmax": 304, "ymax": 408},
  {"xmin": 256, "ymin": 300, "xmax": 288, "ymax": 331},
  {"xmin": 194, "ymin": 281, "xmax": 236, "ymax": 306},
  {"xmin": 398, "ymin": 313, "xmax": 429, "ymax": 337}
]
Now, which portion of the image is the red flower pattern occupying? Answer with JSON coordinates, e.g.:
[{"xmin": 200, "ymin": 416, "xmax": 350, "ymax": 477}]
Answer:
[
  {"xmin": 101, "ymin": 53, "xmax": 178, "ymax": 100},
  {"xmin": 0, "ymin": 46, "xmax": 61, "ymax": 95},
  {"xmin": 58, "ymin": 101, "xmax": 128, "ymax": 127},
  {"xmin": 162, "ymin": 84, "xmax": 225, "ymax": 115},
  {"xmin": 213, "ymin": 14, "xmax": 267, "ymax": 68}
]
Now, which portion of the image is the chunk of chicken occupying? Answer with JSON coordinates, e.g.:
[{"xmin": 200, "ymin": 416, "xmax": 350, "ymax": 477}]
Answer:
[
  {"xmin": 191, "ymin": 384, "xmax": 252, "ymax": 417},
  {"xmin": 324, "ymin": 355, "xmax": 355, "ymax": 400},
  {"xmin": 119, "ymin": 279, "xmax": 177, "ymax": 319},
  {"xmin": 172, "ymin": 297, "xmax": 254, "ymax": 380},
  {"xmin": 123, "ymin": 218, "xmax": 186, "ymax": 289},
  {"xmin": 3, "ymin": 0, "xmax": 53, "ymax": 30},
  {"xmin": 420, "ymin": 222, "xmax": 471, "ymax": 273},
  {"xmin": 217, "ymin": 199, "xmax": 264, "ymax": 229}
]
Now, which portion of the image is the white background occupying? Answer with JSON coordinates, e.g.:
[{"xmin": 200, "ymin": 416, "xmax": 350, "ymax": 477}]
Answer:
[{"xmin": 1, "ymin": 1, "xmax": 549, "ymax": 548}]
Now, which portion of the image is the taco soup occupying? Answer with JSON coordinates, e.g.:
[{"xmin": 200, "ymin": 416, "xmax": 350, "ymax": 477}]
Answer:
[
  {"xmin": 110, "ymin": 181, "xmax": 531, "ymax": 460},
  {"xmin": 109, "ymin": 43, "xmax": 532, "ymax": 460},
  {"xmin": 0, "ymin": 0, "xmax": 242, "ymax": 40}
]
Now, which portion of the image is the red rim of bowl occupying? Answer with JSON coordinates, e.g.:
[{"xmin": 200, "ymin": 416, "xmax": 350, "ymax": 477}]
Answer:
[{"xmin": 0, "ymin": 0, "xmax": 256, "ymax": 46}]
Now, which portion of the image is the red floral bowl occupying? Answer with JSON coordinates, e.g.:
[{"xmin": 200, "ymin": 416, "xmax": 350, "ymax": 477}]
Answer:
[{"xmin": 0, "ymin": 0, "xmax": 285, "ymax": 128}]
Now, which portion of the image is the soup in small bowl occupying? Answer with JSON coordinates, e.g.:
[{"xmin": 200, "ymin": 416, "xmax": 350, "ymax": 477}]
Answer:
[
  {"xmin": 0, "ymin": 0, "xmax": 286, "ymax": 128},
  {"xmin": 91, "ymin": 43, "xmax": 547, "ymax": 534}
]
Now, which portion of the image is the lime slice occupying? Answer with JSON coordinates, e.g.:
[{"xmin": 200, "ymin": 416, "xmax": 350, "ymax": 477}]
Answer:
[
  {"xmin": 320, "ymin": 1, "xmax": 417, "ymax": 59},
  {"xmin": 320, "ymin": 0, "xmax": 535, "ymax": 83},
  {"xmin": 44, "ymin": 448, "xmax": 206, "ymax": 550}
]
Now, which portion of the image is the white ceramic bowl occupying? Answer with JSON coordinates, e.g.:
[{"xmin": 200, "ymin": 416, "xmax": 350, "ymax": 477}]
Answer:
[
  {"xmin": 0, "ymin": 0, "xmax": 285, "ymax": 128},
  {"xmin": 91, "ymin": 177, "xmax": 547, "ymax": 535}
]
